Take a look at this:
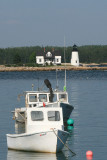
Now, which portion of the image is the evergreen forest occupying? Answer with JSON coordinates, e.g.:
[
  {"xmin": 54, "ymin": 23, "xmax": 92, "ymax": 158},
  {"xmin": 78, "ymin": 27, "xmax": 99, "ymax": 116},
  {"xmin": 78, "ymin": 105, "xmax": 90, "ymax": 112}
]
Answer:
[{"xmin": 0, "ymin": 45, "xmax": 107, "ymax": 66}]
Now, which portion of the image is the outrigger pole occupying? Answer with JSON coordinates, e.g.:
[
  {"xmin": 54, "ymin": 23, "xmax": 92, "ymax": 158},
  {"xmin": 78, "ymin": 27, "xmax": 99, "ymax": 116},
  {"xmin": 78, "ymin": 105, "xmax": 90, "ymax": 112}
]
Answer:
[
  {"xmin": 64, "ymin": 37, "xmax": 66, "ymax": 91},
  {"xmin": 56, "ymin": 69, "xmax": 58, "ymax": 89}
]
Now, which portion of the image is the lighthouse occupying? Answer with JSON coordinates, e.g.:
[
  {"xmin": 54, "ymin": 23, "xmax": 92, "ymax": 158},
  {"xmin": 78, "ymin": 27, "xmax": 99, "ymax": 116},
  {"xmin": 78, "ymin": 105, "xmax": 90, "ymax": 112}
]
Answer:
[{"xmin": 71, "ymin": 44, "xmax": 79, "ymax": 66}]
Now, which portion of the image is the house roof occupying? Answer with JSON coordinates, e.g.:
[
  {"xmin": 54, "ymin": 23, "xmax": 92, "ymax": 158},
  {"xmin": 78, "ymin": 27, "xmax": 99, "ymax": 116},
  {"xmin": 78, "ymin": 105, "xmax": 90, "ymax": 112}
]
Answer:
[{"xmin": 36, "ymin": 50, "xmax": 61, "ymax": 58}]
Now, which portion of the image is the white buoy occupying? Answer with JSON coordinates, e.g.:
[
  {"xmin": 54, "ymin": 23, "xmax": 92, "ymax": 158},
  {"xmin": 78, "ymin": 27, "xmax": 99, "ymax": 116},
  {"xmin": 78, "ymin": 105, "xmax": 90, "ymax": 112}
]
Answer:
[{"xmin": 71, "ymin": 44, "xmax": 79, "ymax": 66}]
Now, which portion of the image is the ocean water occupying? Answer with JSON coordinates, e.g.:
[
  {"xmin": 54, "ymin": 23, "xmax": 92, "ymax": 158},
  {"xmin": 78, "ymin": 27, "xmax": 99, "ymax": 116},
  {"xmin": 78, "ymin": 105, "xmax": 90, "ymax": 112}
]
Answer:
[{"xmin": 0, "ymin": 70, "xmax": 107, "ymax": 160}]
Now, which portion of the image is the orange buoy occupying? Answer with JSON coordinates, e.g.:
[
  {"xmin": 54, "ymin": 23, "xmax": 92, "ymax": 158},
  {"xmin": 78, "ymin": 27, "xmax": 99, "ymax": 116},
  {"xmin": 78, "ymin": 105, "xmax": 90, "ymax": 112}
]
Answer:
[{"xmin": 86, "ymin": 150, "xmax": 93, "ymax": 159}]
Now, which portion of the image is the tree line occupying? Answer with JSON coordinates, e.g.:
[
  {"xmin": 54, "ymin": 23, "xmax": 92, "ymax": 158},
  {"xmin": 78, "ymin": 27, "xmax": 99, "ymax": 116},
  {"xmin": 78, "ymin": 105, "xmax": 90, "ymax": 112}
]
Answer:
[{"xmin": 0, "ymin": 45, "xmax": 107, "ymax": 66}]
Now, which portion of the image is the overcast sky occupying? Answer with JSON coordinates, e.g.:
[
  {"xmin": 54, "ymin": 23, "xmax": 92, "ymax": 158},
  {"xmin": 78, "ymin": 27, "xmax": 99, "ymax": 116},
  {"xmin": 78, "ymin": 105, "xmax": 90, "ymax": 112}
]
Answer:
[{"xmin": 0, "ymin": 0, "xmax": 107, "ymax": 48}]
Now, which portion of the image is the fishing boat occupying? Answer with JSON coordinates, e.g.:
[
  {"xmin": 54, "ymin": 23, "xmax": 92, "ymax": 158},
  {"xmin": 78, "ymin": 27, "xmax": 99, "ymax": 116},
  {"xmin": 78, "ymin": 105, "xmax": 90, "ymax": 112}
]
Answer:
[
  {"xmin": 12, "ymin": 79, "xmax": 74, "ymax": 123},
  {"xmin": 7, "ymin": 107, "xmax": 69, "ymax": 153}
]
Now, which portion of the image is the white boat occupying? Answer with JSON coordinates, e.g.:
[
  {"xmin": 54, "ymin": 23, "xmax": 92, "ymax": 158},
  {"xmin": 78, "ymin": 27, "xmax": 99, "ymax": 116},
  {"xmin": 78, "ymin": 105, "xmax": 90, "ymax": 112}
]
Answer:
[
  {"xmin": 7, "ymin": 107, "xmax": 69, "ymax": 153},
  {"xmin": 12, "ymin": 79, "xmax": 74, "ymax": 123}
]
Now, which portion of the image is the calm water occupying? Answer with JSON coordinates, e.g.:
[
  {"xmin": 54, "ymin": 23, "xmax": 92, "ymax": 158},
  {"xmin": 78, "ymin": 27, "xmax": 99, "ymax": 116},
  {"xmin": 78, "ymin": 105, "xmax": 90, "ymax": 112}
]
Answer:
[{"xmin": 0, "ymin": 70, "xmax": 107, "ymax": 160}]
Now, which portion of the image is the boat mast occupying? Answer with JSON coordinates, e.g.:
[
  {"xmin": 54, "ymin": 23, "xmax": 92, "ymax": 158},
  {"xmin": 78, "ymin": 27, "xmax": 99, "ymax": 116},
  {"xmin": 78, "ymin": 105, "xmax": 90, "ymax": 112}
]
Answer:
[
  {"xmin": 56, "ymin": 69, "xmax": 58, "ymax": 89},
  {"xmin": 37, "ymin": 78, "xmax": 39, "ymax": 91},
  {"xmin": 64, "ymin": 37, "xmax": 66, "ymax": 91}
]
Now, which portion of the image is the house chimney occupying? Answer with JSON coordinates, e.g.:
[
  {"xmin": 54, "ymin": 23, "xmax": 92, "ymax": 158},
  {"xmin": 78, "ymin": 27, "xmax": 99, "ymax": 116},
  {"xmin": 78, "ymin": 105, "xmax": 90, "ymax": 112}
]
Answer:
[{"xmin": 52, "ymin": 48, "xmax": 54, "ymax": 52}]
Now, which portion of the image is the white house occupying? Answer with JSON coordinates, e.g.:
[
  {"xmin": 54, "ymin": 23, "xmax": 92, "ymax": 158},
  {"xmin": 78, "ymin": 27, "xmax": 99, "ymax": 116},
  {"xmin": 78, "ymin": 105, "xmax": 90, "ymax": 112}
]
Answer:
[
  {"xmin": 36, "ymin": 50, "xmax": 61, "ymax": 65},
  {"xmin": 36, "ymin": 56, "xmax": 44, "ymax": 65},
  {"xmin": 71, "ymin": 44, "xmax": 79, "ymax": 66}
]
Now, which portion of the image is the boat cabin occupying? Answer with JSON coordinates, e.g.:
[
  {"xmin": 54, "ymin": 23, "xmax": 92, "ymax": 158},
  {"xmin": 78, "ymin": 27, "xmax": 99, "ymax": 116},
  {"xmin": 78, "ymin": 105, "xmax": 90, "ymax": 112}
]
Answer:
[
  {"xmin": 26, "ymin": 107, "xmax": 64, "ymax": 133},
  {"xmin": 25, "ymin": 90, "xmax": 68, "ymax": 108},
  {"xmin": 13, "ymin": 90, "xmax": 69, "ymax": 123}
]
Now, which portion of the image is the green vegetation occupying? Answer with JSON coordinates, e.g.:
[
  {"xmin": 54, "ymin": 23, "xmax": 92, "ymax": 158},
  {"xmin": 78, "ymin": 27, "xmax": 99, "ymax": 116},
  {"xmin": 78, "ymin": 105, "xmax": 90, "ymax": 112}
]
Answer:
[
  {"xmin": 0, "ymin": 45, "xmax": 107, "ymax": 66},
  {"xmin": 79, "ymin": 45, "xmax": 107, "ymax": 63}
]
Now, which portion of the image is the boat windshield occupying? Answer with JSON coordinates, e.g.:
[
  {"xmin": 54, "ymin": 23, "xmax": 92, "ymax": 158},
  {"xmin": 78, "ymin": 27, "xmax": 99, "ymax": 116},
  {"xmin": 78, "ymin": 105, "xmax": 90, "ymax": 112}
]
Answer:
[
  {"xmin": 48, "ymin": 111, "xmax": 60, "ymax": 121},
  {"xmin": 39, "ymin": 94, "xmax": 47, "ymax": 102},
  {"xmin": 59, "ymin": 94, "xmax": 67, "ymax": 102},
  {"xmin": 29, "ymin": 94, "xmax": 37, "ymax": 102},
  {"xmin": 49, "ymin": 94, "xmax": 57, "ymax": 102},
  {"xmin": 31, "ymin": 111, "xmax": 44, "ymax": 121},
  {"xmin": 30, "ymin": 110, "xmax": 60, "ymax": 122}
]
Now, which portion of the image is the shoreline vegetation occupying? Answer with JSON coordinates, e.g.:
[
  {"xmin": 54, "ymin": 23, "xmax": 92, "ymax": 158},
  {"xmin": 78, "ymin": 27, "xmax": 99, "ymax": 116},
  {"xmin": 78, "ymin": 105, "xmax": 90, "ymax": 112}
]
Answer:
[
  {"xmin": 0, "ymin": 45, "xmax": 107, "ymax": 65},
  {"xmin": 0, "ymin": 63, "xmax": 107, "ymax": 72}
]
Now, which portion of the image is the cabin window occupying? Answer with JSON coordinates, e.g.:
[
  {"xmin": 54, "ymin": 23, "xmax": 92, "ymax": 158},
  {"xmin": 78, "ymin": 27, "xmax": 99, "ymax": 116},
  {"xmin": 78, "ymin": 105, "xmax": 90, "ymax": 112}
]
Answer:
[
  {"xmin": 49, "ymin": 94, "xmax": 57, "ymax": 102},
  {"xmin": 53, "ymin": 94, "xmax": 57, "ymax": 102},
  {"xmin": 59, "ymin": 94, "xmax": 67, "ymax": 102},
  {"xmin": 31, "ymin": 111, "xmax": 44, "ymax": 121},
  {"xmin": 29, "ymin": 94, "xmax": 37, "ymax": 102},
  {"xmin": 39, "ymin": 94, "xmax": 47, "ymax": 102},
  {"xmin": 48, "ymin": 111, "xmax": 60, "ymax": 121}
]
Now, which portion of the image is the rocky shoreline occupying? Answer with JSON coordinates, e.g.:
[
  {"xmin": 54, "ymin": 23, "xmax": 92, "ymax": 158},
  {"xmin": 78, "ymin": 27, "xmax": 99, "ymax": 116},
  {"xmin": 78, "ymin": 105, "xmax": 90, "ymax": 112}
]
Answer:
[{"xmin": 0, "ymin": 64, "xmax": 107, "ymax": 72}]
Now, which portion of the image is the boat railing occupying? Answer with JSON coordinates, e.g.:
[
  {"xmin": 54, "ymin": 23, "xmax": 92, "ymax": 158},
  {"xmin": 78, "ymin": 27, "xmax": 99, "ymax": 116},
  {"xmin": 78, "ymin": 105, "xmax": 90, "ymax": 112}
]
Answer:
[{"xmin": 28, "ymin": 101, "xmax": 60, "ymax": 108}]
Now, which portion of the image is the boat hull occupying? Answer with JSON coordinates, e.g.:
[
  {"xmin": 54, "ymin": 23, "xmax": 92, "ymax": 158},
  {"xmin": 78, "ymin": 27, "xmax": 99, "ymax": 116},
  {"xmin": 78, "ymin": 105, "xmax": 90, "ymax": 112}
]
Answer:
[
  {"xmin": 7, "ymin": 129, "xmax": 69, "ymax": 153},
  {"xmin": 60, "ymin": 103, "xmax": 74, "ymax": 122}
]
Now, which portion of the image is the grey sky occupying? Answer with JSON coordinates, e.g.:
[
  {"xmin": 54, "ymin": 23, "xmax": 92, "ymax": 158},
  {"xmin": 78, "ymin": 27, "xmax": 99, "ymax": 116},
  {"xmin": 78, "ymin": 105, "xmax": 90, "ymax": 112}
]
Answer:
[{"xmin": 0, "ymin": 0, "xmax": 107, "ymax": 48}]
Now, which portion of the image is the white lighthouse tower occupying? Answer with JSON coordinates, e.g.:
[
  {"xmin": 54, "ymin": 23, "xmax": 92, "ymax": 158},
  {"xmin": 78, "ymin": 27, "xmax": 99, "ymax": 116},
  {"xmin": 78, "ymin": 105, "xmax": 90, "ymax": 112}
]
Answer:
[{"xmin": 71, "ymin": 44, "xmax": 79, "ymax": 66}]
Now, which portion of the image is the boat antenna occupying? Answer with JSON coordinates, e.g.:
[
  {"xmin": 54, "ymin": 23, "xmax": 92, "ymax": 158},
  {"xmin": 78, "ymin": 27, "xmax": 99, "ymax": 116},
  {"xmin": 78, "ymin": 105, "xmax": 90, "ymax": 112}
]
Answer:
[
  {"xmin": 32, "ymin": 84, "xmax": 34, "ymax": 91},
  {"xmin": 56, "ymin": 69, "xmax": 58, "ymax": 89},
  {"xmin": 37, "ymin": 78, "xmax": 39, "ymax": 91},
  {"xmin": 64, "ymin": 37, "xmax": 66, "ymax": 91}
]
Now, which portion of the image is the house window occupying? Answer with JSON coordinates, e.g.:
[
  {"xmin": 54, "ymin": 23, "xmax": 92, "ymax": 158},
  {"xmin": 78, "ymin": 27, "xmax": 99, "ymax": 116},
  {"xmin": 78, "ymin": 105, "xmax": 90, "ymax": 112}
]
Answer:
[
  {"xmin": 56, "ymin": 58, "xmax": 59, "ymax": 63},
  {"xmin": 46, "ymin": 52, "xmax": 52, "ymax": 57},
  {"xmin": 39, "ymin": 59, "xmax": 41, "ymax": 62}
]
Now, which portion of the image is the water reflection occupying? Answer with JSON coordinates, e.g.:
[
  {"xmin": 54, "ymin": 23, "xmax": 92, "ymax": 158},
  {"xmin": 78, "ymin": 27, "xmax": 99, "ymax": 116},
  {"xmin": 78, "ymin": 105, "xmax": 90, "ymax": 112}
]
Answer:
[{"xmin": 7, "ymin": 150, "xmax": 67, "ymax": 160}]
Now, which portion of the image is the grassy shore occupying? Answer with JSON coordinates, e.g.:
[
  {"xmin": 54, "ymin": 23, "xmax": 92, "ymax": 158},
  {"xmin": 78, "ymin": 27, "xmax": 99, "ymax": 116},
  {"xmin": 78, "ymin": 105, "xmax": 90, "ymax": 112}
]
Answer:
[{"xmin": 0, "ymin": 63, "xmax": 107, "ymax": 72}]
